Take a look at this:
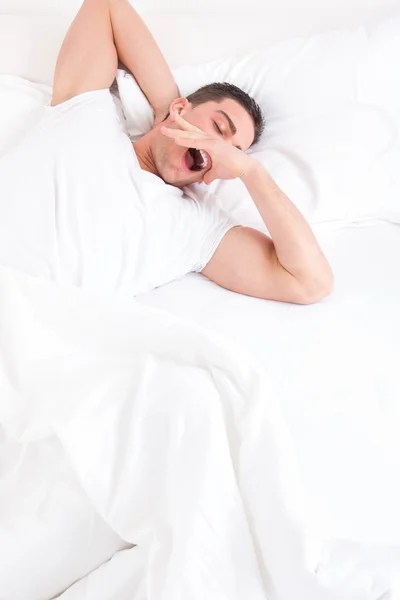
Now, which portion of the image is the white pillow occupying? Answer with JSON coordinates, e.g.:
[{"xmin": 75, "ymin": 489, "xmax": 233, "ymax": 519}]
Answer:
[
  {"xmin": 0, "ymin": 75, "xmax": 52, "ymax": 157},
  {"xmin": 116, "ymin": 11, "xmax": 400, "ymax": 227}
]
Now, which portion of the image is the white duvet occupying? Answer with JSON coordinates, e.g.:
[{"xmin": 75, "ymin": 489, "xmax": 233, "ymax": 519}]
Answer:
[{"xmin": 1, "ymin": 265, "xmax": 398, "ymax": 600}]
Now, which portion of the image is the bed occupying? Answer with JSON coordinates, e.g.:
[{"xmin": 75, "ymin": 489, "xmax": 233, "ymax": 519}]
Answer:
[{"xmin": 1, "ymin": 1, "xmax": 400, "ymax": 599}]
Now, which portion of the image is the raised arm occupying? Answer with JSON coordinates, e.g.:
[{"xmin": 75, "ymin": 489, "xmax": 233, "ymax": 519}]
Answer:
[
  {"xmin": 52, "ymin": 0, "xmax": 178, "ymax": 118},
  {"xmin": 108, "ymin": 0, "xmax": 179, "ymax": 122}
]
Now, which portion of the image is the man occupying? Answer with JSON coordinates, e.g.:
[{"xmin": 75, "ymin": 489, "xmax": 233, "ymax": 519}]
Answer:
[{"xmin": 0, "ymin": 0, "xmax": 333, "ymax": 303}]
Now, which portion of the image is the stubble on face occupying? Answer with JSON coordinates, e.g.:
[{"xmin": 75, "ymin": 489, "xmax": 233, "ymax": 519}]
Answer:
[
  {"xmin": 153, "ymin": 135, "xmax": 200, "ymax": 188},
  {"xmin": 134, "ymin": 131, "xmax": 188, "ymax": 188}
]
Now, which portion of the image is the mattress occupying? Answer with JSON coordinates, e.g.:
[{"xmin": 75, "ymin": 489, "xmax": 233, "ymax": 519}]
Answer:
[{"xmin": 138, "ymin": 220, "xmax": 400, "ymax": 546}]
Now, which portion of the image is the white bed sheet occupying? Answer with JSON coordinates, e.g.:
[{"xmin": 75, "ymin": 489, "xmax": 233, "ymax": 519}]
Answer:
[
  {"xmin": 2, "ymin": 262, "xmax": 400, "ymax": 600},
  {"xmin": 0, "ymin": 427, "xmax": 128, "ymax": 600},
  {"xmin": 54, "ymin": 542, "xmax": 400, "ymax": 600},
  {"xmin": 3, "ymin": 264, "xmax": 374, "ymax": 600},
  {"xmin": 138, "ymin": 220, "xmax": 400, "ymax": 546}
]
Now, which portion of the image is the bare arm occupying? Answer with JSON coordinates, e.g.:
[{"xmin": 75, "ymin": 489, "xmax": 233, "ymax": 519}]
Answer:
[
  {"xmin": 162, "ymin": 115, "xmax": 333, "ymax": 305},
  {"xmin": 203, "ymin": 163, "xmax": 334, "ymax": 305},
  {"xmin": 52, "ymin": 0, "xmax": 178, "ymax": 117},
  {"xmin": 226, "ymin": 161, "xmax": 334, "ymax": 302},
  {"xmin": 108, "ymin": 0, "xmax": 179, "ymax": 121}
]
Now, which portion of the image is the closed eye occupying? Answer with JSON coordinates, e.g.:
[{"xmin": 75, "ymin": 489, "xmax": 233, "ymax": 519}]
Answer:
[{"xmin": 213, "ymin": 121, "xmax": 223, "ymax": 136}]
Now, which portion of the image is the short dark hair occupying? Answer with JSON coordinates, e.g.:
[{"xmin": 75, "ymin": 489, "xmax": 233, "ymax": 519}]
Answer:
[{"xmin": 186, "ymin": 82, "xmax": 265, "ymax": 146}]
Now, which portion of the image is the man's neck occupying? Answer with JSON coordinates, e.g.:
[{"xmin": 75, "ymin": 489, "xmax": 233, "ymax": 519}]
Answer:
[{"xmin": 133, "ymin": 131, "xmax": 158, "ymax": 176}]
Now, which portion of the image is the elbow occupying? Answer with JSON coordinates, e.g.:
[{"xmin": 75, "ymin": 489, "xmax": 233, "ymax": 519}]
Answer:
[{"xmin": 296, "ymin": 270, "xmax": 334, "ymax": 305}]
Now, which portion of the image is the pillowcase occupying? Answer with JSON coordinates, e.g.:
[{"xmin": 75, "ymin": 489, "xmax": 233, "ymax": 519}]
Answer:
[{"xmin": 115, "ymin": 11, "xmax": 400, "ymax": 227}]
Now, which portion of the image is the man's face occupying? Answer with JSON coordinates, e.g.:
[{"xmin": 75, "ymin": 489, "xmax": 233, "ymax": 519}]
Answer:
[{"xmin": 152, "ymin": 98, "xmax": 255, "ymax": 188}]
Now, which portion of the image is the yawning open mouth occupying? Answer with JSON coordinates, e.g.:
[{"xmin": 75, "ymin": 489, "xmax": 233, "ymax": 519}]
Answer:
[{"xmin": 185, "ymin": 148, "xmax": 212, "ymax": 172}]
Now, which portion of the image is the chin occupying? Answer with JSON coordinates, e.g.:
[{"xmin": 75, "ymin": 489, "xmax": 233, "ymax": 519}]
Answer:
[
  {"xmin": 163, "ymin": 169, "xmax": 196, "ymax": 189},
  {"xmin": 159, "ymin": 155, "xmax": 203, "ymax": 187},
  {"xmin": 162, "ymin": 171, "xmax": 184, "ymax": 188},
  {"xmin": 172, "ymin": 179, "xmax": 193, "ymax": 189}
]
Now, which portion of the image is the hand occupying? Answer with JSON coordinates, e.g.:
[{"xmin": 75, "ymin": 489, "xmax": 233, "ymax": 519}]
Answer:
[{"xmin": 160, "ymin": 113, "xmax": 254, "ymax": 184}]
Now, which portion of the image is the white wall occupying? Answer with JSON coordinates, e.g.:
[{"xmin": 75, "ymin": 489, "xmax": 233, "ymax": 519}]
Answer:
[
  {"xmin": 140, "ymin": 0, "xmax": 400, "ymax": 66},
  {"xmin": 0, "ymin": 0, "xmax": 399, "ymax": 83}
]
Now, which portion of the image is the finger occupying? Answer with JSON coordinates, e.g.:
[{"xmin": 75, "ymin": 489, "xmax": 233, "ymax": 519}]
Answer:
[
  {"xmin": 203, "ymin": 171, "xmax": 215, "ymax": 185},
  {"xmin": 161, "ymin": 127, "xmax": 211, "ymax": 140},
  {"xmin": 165, "ymin": 137, "xmax": 201, "ymax": 148},
  {"xmin": 166, "ymin": 137, "xmax": 216, "ymax": 151},
  {"xmin": 172, "ymin": 112, "xmax": 204, "ymax": 133}
]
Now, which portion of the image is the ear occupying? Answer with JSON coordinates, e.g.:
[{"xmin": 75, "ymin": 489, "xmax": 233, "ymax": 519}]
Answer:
[{"xmin": 169, "ymin": 97, "xmax": 191, "ymax": 119}]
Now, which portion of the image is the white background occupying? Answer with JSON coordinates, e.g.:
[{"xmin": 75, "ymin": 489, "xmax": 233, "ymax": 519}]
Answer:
[{"xmin": 0, "ymin": 0, "xmax": 400, "ymax": 83}]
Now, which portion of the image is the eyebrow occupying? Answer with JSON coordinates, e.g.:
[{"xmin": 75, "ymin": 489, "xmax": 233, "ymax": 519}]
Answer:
[{"xmin": 216, "ymin": 110, "xmax": 242, "ymax": 150}]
